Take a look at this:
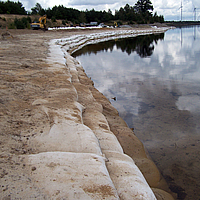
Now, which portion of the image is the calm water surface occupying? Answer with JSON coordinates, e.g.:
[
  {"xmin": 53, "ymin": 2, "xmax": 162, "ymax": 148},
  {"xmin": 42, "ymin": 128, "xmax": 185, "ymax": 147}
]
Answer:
[{"xmin": 73, "ymin": 26, "xmax": 200, "ymax": 199}]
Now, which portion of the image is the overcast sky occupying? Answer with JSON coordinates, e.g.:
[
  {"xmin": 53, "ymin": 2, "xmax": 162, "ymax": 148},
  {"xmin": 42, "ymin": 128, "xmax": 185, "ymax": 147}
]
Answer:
[{"xmin": 17, "ymin": 0, "xmax": 200, "ymax": 21}]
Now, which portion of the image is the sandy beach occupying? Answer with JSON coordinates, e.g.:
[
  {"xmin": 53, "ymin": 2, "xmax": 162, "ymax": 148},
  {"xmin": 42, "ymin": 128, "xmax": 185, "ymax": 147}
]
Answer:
[{"xmin": 0, "ymin": 27, "xmax": 175, "ymax": 199}]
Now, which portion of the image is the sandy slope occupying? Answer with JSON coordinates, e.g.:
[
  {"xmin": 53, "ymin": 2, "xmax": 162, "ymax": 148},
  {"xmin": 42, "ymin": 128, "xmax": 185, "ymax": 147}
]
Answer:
[{"xmin": 0, "ymin": 28, "xmax": 175, "ymax": 199}]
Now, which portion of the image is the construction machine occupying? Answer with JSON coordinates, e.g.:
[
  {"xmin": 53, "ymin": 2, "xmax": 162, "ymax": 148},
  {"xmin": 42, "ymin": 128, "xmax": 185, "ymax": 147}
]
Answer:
[
  {"xmin": 114, "ymin": 21, "xmax": 119, "ymax": 28},
  {"xmin": 31, "ymin": 15, "xmax": 47, "ymax": 30}
]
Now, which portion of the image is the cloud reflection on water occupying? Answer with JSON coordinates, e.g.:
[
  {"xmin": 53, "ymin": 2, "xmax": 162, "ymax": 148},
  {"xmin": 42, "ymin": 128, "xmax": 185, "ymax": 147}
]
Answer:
[{"xmin": 73, "ymin": 27, "xmax": 200, "ymax": 199}]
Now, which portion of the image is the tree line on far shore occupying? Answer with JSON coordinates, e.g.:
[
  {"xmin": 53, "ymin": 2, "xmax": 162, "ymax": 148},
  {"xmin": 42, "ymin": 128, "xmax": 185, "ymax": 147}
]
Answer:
[{"xmin": 0, "ymin": 0, "xmax": 164, "ymax": 28}]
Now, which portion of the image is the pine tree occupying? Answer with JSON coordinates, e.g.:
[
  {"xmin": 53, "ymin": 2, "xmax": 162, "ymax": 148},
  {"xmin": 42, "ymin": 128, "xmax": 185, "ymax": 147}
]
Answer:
[{"xmin": 134, "ymin": 0, "xmax": 154, "ymax": 14}]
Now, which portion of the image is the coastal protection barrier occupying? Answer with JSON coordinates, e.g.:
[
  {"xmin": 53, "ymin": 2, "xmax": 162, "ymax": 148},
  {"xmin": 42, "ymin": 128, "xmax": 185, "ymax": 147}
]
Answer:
[
  {"xmin": 4, "ymin": 28, "xmax": 175, "ymax": 199},
  {"xmin": 46, "ymin": 28, "xmax": 175, "ymax": 199}
]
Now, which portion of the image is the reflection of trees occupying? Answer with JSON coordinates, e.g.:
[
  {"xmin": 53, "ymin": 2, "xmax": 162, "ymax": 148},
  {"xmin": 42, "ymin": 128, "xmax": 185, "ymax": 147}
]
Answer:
[
  {"xmin": 72, "ymin": 33, "xmax": 164, "ymax": 58},
  {"xmin": 73, "ymin": 40, "xmax": 116, "ymax": 56},
  {"xmin": 115, "ymin": 34, "xmax": 164, "ymax": 57},
  {"xmin": 134, "ymin": 36, "xmax": 155, "ymax": 57}
]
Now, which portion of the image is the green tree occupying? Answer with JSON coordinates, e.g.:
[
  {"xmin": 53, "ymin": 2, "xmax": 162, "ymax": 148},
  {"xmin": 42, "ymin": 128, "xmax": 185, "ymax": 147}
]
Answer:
[
  {"xmin": 0, "ymin": 0, "xmax": 26, "ymax": 14},
  {"xmin": 14, "ymin": 18, "xmax": 25, "ymax": 28},
  {"xmin": 115, "ymin": 4, "xmax": 136, "ymax": 22},
  {"xmin": 115, "ymin": 7, "xmax": 125, "ymax": 20},
  {"xmin": 13, "ymin": 17, "xmax": 31, "ymax": 29},
  {"xmin": 46, "ymin": 8, "xmax": 53, "ymax": 18},
  {"xmin": 134, "ymin": 0, "xmax": 153, "ymax": 15},
  {"xmin": 159, "ymin": 15, "xmax": 164, "ymax": 23},
  {"xmin": 79, "ymin": 11, "xmax": 86, "ymax": 23},
  {"xmin": 31, "ymin": 3, "xmax": 45, "ymax": 15}
]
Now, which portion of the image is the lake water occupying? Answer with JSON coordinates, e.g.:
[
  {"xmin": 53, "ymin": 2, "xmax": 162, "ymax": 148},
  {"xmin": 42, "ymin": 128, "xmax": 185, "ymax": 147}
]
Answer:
[{"xmin": 73, "ymin": 26, "xmax": 200, "ymax": 200}]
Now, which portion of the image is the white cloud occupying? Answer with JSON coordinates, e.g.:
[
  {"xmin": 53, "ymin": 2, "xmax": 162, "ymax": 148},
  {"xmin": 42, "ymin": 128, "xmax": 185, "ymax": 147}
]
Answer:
[
  {"xmin": 69, "ymin": 0, "xmax": 117, "ymax": 6},
  {"xmin": 176, "ymin": 96, "xmax": 200, "ymax": 113}
]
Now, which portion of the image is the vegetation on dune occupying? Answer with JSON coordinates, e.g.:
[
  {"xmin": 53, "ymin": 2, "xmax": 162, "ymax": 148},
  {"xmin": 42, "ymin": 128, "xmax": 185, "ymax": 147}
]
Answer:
[{"xmin": 0, "ymin": 0, "xmax": 165, "ymax": 29}]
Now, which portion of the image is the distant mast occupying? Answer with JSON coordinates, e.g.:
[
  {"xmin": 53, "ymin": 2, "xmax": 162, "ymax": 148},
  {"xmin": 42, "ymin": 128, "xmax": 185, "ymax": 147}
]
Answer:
[
  {"xmin": 194, "ymin": 7, "xmax": 196, "ymax": 21},
  {"xmin": 180, "ymin": 1, "xmax": 183, "ymax": 22},
  {"xmin": 178, "ymin": 1, "xmax": 183, "ymax": 22},
  {"xmin": 193, "ymin": 6, "xmax": 200, "ymax": 21}
]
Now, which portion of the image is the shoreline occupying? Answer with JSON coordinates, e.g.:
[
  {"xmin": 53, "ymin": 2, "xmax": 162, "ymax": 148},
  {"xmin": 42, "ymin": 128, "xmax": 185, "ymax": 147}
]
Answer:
[{"xmin": 0, "ymin": 27, "xmax": 175, "ymax": 199}]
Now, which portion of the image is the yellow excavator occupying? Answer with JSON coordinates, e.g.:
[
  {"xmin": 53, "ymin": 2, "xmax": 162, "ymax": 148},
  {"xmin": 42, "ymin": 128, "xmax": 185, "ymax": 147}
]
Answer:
[
  {"xmin": 114, "ymin": 21, "xmax": 119, "ymax": 28},
  {"xmin": 31, "ymin": 15, "xmax": 47, "ymax": 30}
]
